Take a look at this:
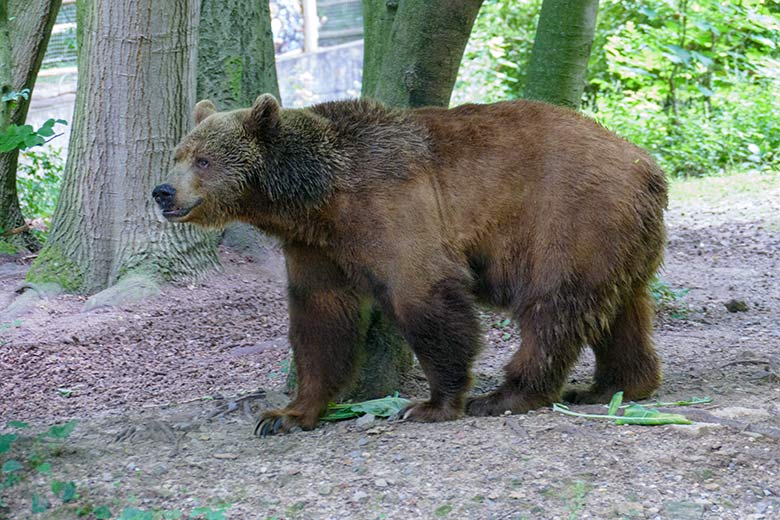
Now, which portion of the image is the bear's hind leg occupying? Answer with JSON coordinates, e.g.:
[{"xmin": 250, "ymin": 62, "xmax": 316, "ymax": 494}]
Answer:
[
  {"xmin": 397, "ymin": 278, "xmax": 482, "ymax": 422},
  {"xmin": 562, "ymin": 287, "xmax": 661, "ymax": 404},
  {"xmin": 466, "ymin": 290, "xmax": 589, "ymax": 416}
]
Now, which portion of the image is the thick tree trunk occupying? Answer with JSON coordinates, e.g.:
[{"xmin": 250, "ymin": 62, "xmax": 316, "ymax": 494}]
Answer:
[
  {"xmin": 524, "ymin": 0, "xmax": 600, "ymax": 109},
  {"xmin": 27, "ymin": 0, "xmax": 220, "ymax": 294},
  {"xmin": 197, "ymin": 0, "xmax": 279, "ymax": 110},
  {"xmin": 0, "ymin": 0, "xmax": 61, "ymax": 252},
  {"xmin": 363, "ymin": 0, "xmax": 484, "ymax": 108},
  {"xmin": 360, "ymin": 0, "xmax": 398, "ymax": 98}
]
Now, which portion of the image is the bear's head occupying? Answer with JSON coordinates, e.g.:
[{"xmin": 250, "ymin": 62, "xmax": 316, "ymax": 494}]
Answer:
[{"xmin": 152, "ymin": 93, "xmax": 286, "ymax": 228}]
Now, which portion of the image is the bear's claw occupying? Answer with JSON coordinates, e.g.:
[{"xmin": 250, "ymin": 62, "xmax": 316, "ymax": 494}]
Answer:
[{"xmin": 254, "ymin": 416, "xmax": 285, "ymax": 437}]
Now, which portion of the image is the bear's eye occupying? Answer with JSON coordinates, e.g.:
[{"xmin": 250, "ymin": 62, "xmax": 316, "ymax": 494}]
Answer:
[{"xmin": 196, "ymin": 157, "xmax": 209, "ymax": 169}]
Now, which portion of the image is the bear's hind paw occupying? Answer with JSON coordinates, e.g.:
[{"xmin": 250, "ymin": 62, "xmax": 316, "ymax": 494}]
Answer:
[{"xmin": 401, "ymin": 401, "xmax": 462, "ymax": 423}]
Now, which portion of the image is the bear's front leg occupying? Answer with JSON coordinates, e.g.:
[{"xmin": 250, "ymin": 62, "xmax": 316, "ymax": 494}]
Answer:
[
  {"xmin": 394, "ymin": 277, "xmax": 482, "ymax": 422},
  {"xmin": 255, "ymin": 245, "xmax": 366, "ymax": 437}
]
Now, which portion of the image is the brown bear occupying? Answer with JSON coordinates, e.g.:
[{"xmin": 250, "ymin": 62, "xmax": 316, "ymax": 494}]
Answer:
[{"xmin": 153, "ymin": 94, "xmax": 667, "ymax": 436}]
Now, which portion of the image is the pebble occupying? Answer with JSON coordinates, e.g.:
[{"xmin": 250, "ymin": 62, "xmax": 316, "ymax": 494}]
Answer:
[
  {"xmin": 703, "ymin": 482, "xmax": 720, "ymax": 491},
  {"xmin": 352, "ymin": 491, "xmax": 368, "ymax": 501},
  {"xmin": 212, "ymin": 452, "xmax": 238, "ymax": 460},
  {"xmin": 374, "ymin": 478, "xmax": 388, "ymax": 488}
]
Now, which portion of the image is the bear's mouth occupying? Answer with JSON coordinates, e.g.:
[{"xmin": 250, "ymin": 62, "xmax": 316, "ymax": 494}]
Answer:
[{"xmin": 163, "ymin": 199, "xmax": 203, "ymax": 220}]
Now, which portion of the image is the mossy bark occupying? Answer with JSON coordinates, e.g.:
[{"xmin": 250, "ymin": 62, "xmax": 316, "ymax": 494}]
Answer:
[
  {"xmin": 29, "ymin": 0, "xmax": 220, "ymax": 294},
  {"xmin": 197, "ymin": 0, "xmax": 279, "ymax": 109},
  {"xmin": 362, "ymin": 0, "xmax": 484, "ymax": 108},
  {"xmin": 524, "ymin": 0, "xmax": 600, "ymax": 109},
  {"xmin": 0, "ymin": 0, "xmax": 62, "ymax": 252}
]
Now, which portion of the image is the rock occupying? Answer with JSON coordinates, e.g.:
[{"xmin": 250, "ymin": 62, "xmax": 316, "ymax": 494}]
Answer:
[
  {"xmin": 356, "ymin": 413, "xmax": 376, "ymax": 430},
  {"xmin": 352, "ymin": 490, "xmax": 368, "ymax": 502},
  {"xmin": 615, "ymin": 502, "xmax": 645, "ymax": 517},
  {"xmin": 212, "ymin": 452, "xmax": 238, "ymax": 460},
  {"xmin": 663, "ymin": 500, "xmax": 704, "ymax": 520},
  {"xmin": 712, "ymin": 407, "xmax": 771, "ymax": 420},
  {"xmin": 84, "ymin": 274, "xmax": 160, "ymax": 311},
  {"xmin": 724, "ymin": 299, "xmax": 749, "ymax": 312},
  {"xmin": 374, "ymin": 478, "xmax": 388, "ymax": 488},
  {"xmin": 669, "ymin": 422, "xmax": 723, "ymax": 437}
]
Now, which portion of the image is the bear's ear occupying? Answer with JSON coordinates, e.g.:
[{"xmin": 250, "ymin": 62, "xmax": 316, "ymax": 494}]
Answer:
[
  {"xmin": 244, "ymin": 94, "xmax": 280, "ymax": 136},
  {"xmin": 193, "ymin": 100, "xmax": 217, "ymax": 125}
]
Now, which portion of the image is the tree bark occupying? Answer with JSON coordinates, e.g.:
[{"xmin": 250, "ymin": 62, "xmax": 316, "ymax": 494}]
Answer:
[
  {"xmin": 197, "ymin": 0, "xmax": 279, "ymax": 110},
  {"xmin": 360, "ymin": 0, "xmax": 398, "ymax": 98},
  {"xmin": 524, "ymin": 0, "xmax": 600, "ymax": 109},
  {"xmin": 0, "ymin": 0, "xmax": 61, "ymax": 252},
  {"xmin": 364, "ymin": 0, "xmax": 484, "ymax": 108},
  {"xmin": 28, "ymin": 0, "xmax": 220, "ymax": 294}
]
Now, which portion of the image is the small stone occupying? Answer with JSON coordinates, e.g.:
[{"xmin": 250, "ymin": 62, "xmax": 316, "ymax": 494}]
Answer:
[
  {"xmin": 374, "ymin": 478, "xmax": 388, "ymax": 488},
  {"xmin": 357, "ymin": 436, "xmax": 369, "ymax": 447},
  {"xmin": 724, "ymin": 299, "xmax": 749, "ymax": 312},
  {"xmin": 703, "ymin": 482, "xmax": 720, "ymax": 491},
  {"xmin": 356, "ymin": 413, "xmax": 376, "ymax": 430},
  {"xmin": 212, "ymin": 452, "xmax": 238, "ymax": 460},
  {"xmin": 615, "ymin": 502, "xmax": 645, "ymax": 517},
  {"xmin": 352, "ymin": 491, "xmax": 369, "ymax": 502},
  {"xmin": 318, "ymin": 485, "xmax": 333, "ymax": 496}
]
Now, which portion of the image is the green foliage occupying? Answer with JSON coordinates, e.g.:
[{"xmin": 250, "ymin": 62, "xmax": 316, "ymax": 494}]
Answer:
[
  {"xmin": 321, "ymin": 394, "xmax": 410, "ymax": 421},
  {"xmin": 17, "ymin": 148, "xmax": 65, "ymax": 224},
  {"xmin": 650, "ymin": 277, "xmax": 689, "ymax": 318},
  {"xmin": 0, "ymin": 119, "xmax": 67, "ymax": 153},
  {"xmin": 455, "ymin": 0, "xmax": 780, "ymax": 177},
  {"xmin": 552, "ymin": 393, "xmax": 712, "ymax": 425}
]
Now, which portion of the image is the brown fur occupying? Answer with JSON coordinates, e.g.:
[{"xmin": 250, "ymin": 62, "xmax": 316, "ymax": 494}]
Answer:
[{"xmin": 155, "ymin": 95, "xmax": 667, "ymax": 435}]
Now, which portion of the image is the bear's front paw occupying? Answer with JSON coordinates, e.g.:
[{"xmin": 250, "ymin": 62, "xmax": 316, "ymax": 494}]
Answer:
[
  {"xmin": 401, "ymin": 401, "xmax": 462, "ymax": 423},
  {"xmin": 254, "ymin": 409, "xmax": 316, "ymax": 437}
]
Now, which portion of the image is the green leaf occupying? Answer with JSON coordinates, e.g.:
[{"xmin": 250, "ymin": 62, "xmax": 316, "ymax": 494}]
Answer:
[
  {"xmin": 2, "ymin": 460, "xmax": 23, "ymax": 473},
  {"xmin": 6, "ymin": 420, "xmax": 30, "ymax": 429},
  {"xmin": 321, "ymin": 394, "xmax": 410, "ymax": 421},
  {"xmin": 0, "ymin": 433, "xmax": 18, "ymax": 454},
  {"xmin": 36, "ymin": 462, "xmax": 52, "ymax": 475},
  {"xmin": 0, "ymin": 89, "xmax": 30, "ymax": 103},
  {"xmin": 615, "ymin": 405, "xmax": 691, "ymax": 425},
  {"xmin": 607, "ymin": 391, "xmax": 624, "ymax": 416},
  {"xmin": 47, "ymin": 419, "xmax": 77, "ymax": 439},
  {"xmin": 51, "ymin": 480, "xmax": 64, "ymax": 496},
  {"xmin": 32, "ymin": 493, "xmax": 50, "ymax": 513},
  {"xmin": 94, "ymin": 505, "xmax": 112, "ymax": 519},
  {"xmin": 61, "ymin": 481, "xmax": 77, "ymax": 503}
]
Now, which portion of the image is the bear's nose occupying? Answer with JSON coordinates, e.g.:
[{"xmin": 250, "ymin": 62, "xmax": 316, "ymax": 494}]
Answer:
[{"xmin": 152, "ymin": 183, "xmax": 176, "ymax": 210}]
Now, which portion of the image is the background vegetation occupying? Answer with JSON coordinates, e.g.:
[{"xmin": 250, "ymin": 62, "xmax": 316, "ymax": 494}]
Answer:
[{"xmin": 454, "ymin": 0, "xmax": 780, "ymax": 177}]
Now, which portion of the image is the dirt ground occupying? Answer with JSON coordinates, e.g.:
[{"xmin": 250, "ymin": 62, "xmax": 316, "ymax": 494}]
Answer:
[{"xmin": 1, "ymin": 172, "xmax": 779, "ymax": 520}]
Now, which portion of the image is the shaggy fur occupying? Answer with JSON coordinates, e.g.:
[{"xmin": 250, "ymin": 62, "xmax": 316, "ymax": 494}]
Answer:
[{"xmin": 155, "ymin": 95, "xmax": 668, "ymax": 435}]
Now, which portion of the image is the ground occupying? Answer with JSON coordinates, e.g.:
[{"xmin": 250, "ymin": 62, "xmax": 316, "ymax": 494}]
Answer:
[{"xmin": 1, "ymin": 172, "xmax": 779, "ymax": 520}]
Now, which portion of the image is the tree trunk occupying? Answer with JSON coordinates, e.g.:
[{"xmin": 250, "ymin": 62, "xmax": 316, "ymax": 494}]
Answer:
[
  {"xmin": 524, "ymin": 0, "xmax": 600, "ymax": 109},
  {"xmin": 0, "ymin": 0, "xmax": 61, "ymax": 252},
  {"xmin": 364, "ymin": 0, "xmax": 484, "ymax": 108},
  {"xmin": 27, "ymin": 0, "xmax": 220, "ymax": 294},
  {"xmin": 197, "ymin": 0, "xmax": 279, "ymax": 110},
  {"xmin": 360, "ymin": 0, "xmax": 398, "ymax": 98}
]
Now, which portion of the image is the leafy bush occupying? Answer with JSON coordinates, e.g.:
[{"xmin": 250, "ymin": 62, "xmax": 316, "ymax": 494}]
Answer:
[
  {"xmin": 454, "ymin": 0, "xmax": 780, "ymax": 177},
  {"xmin": 17, "ymin": 148, "xmax": 65, "ymax": 223}
]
